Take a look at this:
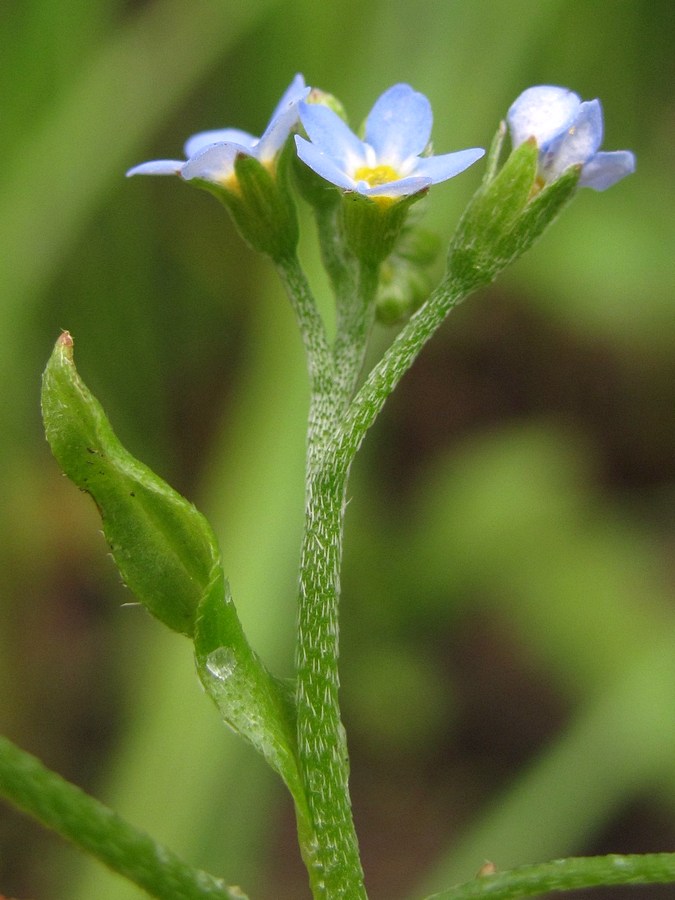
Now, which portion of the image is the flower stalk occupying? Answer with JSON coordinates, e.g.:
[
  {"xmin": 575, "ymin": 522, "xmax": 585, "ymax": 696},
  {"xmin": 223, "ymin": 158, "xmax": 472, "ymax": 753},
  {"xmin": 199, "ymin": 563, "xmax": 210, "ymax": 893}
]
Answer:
[
  {"xmin": 277, "ymin": 256, "xmax": 370, "ymax": 898},
  {"xmin": 295, "ymin": 460, "xmax": 366, "ymax": 899}
]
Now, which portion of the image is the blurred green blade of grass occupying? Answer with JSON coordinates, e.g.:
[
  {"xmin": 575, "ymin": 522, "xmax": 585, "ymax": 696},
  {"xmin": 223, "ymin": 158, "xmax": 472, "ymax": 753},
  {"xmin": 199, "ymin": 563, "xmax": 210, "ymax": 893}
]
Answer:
[
  {"xmin": 508, "ymin": 177, "xmax": 675, "ymax": 342},
  {"xmin": 413, "ymin": 626, "xmax": 675, "ymax": 896},
  {"xmin": 0, "ymin": 0, "xmax": 278, "ymax": 402},
  {"xmin": 393, "ymin": 426, "xmax": 674, "ymax": 896},
  {"xmin": 411, "ymin": 426, "xmax": 669, "ymax": 693},
  {"xmin": 0, "ymin": 0, "xmax": 115, "ymax": 133},
  {"xmin": 67, "ymin": 270, "xmax": 307, "ymax": 899}
]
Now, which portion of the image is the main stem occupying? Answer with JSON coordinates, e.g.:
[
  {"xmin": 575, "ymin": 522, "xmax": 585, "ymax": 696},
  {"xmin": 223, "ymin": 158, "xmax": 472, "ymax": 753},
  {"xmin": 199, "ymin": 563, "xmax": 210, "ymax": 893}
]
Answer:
[
  {"xmin": 282, "ymin": 237, "xmax": 460, "ymax": 897},
  {"xmin": 277, "ymin": 251, "xmax": 370, "ymax": 898},
  {"xmin": 296, "ymin": 453, "xmax": 366, "ymax": 899},
  {"xmin": 291, "ymin": 268, "xmax": 475, "ymax": 898}
]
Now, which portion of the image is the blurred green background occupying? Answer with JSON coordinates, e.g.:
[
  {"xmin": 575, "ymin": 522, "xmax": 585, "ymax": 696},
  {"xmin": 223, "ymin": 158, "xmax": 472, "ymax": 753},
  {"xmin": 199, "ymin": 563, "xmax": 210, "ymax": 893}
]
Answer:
[{"xmin": 1, "ymin": 1, "xmax": 673, "ymax": 898}]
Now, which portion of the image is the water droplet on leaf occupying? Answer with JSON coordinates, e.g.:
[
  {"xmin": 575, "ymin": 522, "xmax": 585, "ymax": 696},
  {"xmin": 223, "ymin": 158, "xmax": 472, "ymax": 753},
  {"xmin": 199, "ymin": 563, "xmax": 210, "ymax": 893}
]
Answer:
[{"xmin": 205, "ymin": 646, "xmax": 238, "ymax": 681}]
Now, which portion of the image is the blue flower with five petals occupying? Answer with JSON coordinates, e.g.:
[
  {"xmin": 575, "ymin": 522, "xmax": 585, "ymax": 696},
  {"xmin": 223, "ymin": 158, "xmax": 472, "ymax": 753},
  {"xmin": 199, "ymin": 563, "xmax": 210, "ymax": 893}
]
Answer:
[
  {"xmin": 126, "ymin": 74, "xmax": 310, "ymax": 187},
  {"xmin": 507, "ymin": 85, "xmax": 635, "ymax": 191},
  {"xmin": 294, "ymin": 84, "xmax": 485, "ymax": 201}
]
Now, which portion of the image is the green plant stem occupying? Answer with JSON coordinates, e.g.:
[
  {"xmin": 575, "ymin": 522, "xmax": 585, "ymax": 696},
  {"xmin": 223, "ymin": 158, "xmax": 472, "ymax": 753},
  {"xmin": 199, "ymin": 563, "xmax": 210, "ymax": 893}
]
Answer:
[
  {"xmin": 286, "ymin": 263, "xmax": 481, "ymax": 899},
  {"xmin": 0, "ymin": 735, "xmax": 244, "ymax": 900},
  {"xmin": 315, "ymin": 203, "xmax": 354, "ymax": 309},
  {"xmin": 423, "ymin": 853, "xmax": 675, "ymax": 900},
  {"xmin": 295, "ymin": 460, "xmax": 366, "ymax": 900},
  {"xmin": 307, "ymin": 206, "xmax": 380, "ymax": 406},
  {"xmin": 275, "ymin": 254, "xmax": 332, "ymax": 392},
  {"xmin": 332, "ymin": 261, "xmax": 380, "ymax": 411},
  {"xmin": 280, "ymin": 237, "xmax": 484, "ymax": 898},
  {"xmin": 277, "ymin": 251, "xmax": 369, "ymax": 897},
  {"xmin": 333, "ymin": 270, "xmax": 472, "ymax": 467},
  {"xmin": 276, "ymin": 253, "xmax": 339, "ymax": 470}
]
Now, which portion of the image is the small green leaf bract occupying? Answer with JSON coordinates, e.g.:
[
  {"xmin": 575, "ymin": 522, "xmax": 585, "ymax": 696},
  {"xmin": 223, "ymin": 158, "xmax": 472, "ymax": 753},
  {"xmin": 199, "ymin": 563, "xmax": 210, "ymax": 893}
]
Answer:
[{"xmin": 41, "ymin": 331, "xmax": 221, "ymax": 637}]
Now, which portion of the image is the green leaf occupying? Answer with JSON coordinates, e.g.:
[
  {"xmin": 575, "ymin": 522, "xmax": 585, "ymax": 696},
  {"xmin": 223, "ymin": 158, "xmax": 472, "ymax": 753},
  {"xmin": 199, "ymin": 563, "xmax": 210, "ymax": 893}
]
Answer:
[
  {"xmin": 194, "ymin": 572, "xmax": 315, "ymax": 856},
  {"xmin": 515, "ymin": 166, "xmax": 580, "ymax": 249},
  {"xmin": 42, "ymin": 332, "xmax": 315, "ymax": 857},
  {"xmin": 41, "ymin": 331, "xmax": 221, "ymax": 637},
  {"xmin": 420, "ymin": 853, "xmax": 675, "ymax": 900},
  {"xmin": 0, "ymin": 735, "xmax": 246, "ymax": 900}
]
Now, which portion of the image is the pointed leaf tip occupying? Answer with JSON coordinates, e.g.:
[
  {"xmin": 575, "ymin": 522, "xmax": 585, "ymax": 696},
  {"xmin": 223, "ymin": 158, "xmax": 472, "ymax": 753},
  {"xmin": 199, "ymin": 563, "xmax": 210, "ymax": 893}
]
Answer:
[
  {"xmin": 41, "ymin": 334, "xmax": 223, "ymax": 637},
  {"xmin": 57, "ymin": 329, "xmax": 74, "ymax": 349}
]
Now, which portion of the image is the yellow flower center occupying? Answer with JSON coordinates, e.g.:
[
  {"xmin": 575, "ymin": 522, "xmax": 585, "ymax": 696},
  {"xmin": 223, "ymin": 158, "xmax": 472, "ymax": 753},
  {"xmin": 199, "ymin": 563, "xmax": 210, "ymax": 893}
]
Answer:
[
  {"xmin": 220, "ymin": 172, "xmax": 242, "ymax": 195},
  {"xmin": 353, "ymin": 164, "xmax": 400, "ymax": 187}
]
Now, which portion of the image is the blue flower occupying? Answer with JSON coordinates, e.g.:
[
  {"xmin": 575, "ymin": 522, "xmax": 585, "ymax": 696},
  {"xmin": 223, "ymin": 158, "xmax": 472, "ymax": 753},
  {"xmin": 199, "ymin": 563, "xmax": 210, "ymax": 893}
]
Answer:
[
  {"xmin": 507, "ymin": 85, "xmax": 635, "ymax": 191},
  {"xmin": 126, "ymin": 74, "xmax": 310, "ymax": 188},
  {"xmin": 294, "ymin": 84, "xmax": 484, "ymax": 201}
]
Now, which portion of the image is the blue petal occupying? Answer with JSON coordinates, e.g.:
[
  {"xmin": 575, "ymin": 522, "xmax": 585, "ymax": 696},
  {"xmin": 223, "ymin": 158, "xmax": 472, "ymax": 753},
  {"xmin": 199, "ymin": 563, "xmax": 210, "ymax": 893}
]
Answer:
[
  {"xmin": 257, "ymin": 74, "xmax": 310, "ymax": 162},
  {"xmin": 413, "ymin": 147, "xmax": 485, "ymax": 183},
  {"xmin": 267, "ymin": 73, "xmax": 308, "ymax": 126},
  {"xmin": 578, "ymin": 150, "xmax": 636, "ymax": 190},
  {"xmin": 544, "ymin": 99, "xmax": 603, "ymax": 180},
  {"xmin": 185, "ymin": 128, "xmax": 256, "ymax": 159},
  {"xmin": 299, "ymin": 103, "xmax": 366, "ymax": 170},
  {"xmin": 126, "ymin": 159, "xmax": 184, "ymax": 177},
  {"xmin": 359, "ymin": 175, "xmax": 431, "ymax": 198},
  {"xmin": 365, "ymin": 84, "xmax": 432, "ymax": 163},
  {"xmin": 294, "ymin": 135, "xmax": 356, "ymax": 190},
  {"xmin": 507, "ymin": 85, "xmax": 580, "ymax": 149},
  {"xmin": 182, "ymin": 142, "xmax": 245, "ymax": 182}
]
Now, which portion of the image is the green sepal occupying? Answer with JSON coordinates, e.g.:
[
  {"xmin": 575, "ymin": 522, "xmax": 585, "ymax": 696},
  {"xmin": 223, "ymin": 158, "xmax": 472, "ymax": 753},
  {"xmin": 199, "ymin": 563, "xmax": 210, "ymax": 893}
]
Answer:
[
  {"xmin": 447, "ymin": 134, "xmax": 580, "ymax": 289},
  {"xmin": 376, "ymin": 269, "xmax": 424, "ymax": 324},
  {"xmin": 306, "ymin": 88, "xmax": 348, "ymax": 122},
  {"xmin": 192, "ymin": 142, "xmax": 299, "ymax": 262},
  {"xmin": 516, "ymin": 165, "xmax": 581, "ymax": 247},
  {"xmin": 194, "ymin": 571, "xmax": 313, "ymax": 834},
  {"xmin": 41, "ymin": 331, "xmax": 220, "ymax": 637},
  {"xmin": 396, "ymin": 223, "xmax": 442, "ymax": 267},
  {"xmin": 481, "ymin": 118, "xmax": 508, "ymax": 187},
  {"xmin": 340, "ymin": 189, "xmax": 423, "ymax": 268}
]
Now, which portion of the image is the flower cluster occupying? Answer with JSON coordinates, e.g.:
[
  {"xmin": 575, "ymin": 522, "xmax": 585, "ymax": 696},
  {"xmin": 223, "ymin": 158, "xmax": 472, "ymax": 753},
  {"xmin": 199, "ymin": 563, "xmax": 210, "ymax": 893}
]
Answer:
[
  {"xmin": 127, "ymin": 78, "xmax": 485, "ymax": 202},
  {"xmin": 127, "ymin": 76, "xmax": 635, "ymax": 265},
  {"xmin": 507, "ymin": 85, "xmax": 635, "ymax": 191}
]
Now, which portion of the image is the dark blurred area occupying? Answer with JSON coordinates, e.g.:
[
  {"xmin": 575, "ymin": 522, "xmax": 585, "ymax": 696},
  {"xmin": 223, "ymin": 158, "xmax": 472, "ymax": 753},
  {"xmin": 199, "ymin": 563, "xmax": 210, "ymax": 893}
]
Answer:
[{"xmin": 1, "ymin": 1, "xmax": 673, "ymax": 898}]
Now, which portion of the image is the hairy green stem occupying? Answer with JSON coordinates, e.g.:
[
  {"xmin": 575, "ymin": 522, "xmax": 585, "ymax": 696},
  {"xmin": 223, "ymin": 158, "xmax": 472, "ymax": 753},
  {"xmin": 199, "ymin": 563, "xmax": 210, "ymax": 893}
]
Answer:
[
  {"xmin": 277, "ymin": 249, "xmax": 369, "ymax": 897},
  {"xmin": 295, "ymin": 461, "xmax": 366, "ymax": 899},
  {"xmin": 0, "ymin": 736, "xmax": 243, "ymax": 900},
  {"xmin": 333, "ymin": 271, "xmax": 471, "ymax": 468},
  {"xmin": 279, "ymin": 224, "xmax": 490, "ymax": 898},
  {"xmin": 425, "ymin": 853, "xmax": 675, "ymax": 899},
  {"xmin": 314, "ymin": 203, "xmax": 355, "ymax": 310},
  {"xmin": 287, "ymin": 266, "xmax": 479, "ymax": 899},
  {"xmin": 275, "ymin": 254, "xmax": 332, "ymax": 393},
  {"xmin": 332, "ymin": 261, "xmax": 380, "ymax": 409}
]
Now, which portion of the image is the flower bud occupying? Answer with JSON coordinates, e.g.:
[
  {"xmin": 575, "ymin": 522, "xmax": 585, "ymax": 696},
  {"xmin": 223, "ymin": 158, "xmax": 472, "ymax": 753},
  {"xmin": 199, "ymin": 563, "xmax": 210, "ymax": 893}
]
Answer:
[{"xmin": 448, "ymin": 125, "xmax": 579, "ymax": 289}]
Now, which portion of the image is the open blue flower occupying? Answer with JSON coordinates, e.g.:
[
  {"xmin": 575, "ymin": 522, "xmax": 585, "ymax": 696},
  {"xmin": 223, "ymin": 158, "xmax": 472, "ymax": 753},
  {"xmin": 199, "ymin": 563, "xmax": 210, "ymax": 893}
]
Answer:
[
  {"xmin": 126, "ymin": 74, "xmax": 310, "ymax": 188},
  {"xmin": 507, "ymin": 85, "xmax": 635, "ymax": 191},
  {"xmin": 295, "ymin": 84, "xmax": 484, "ymax": 200}
]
